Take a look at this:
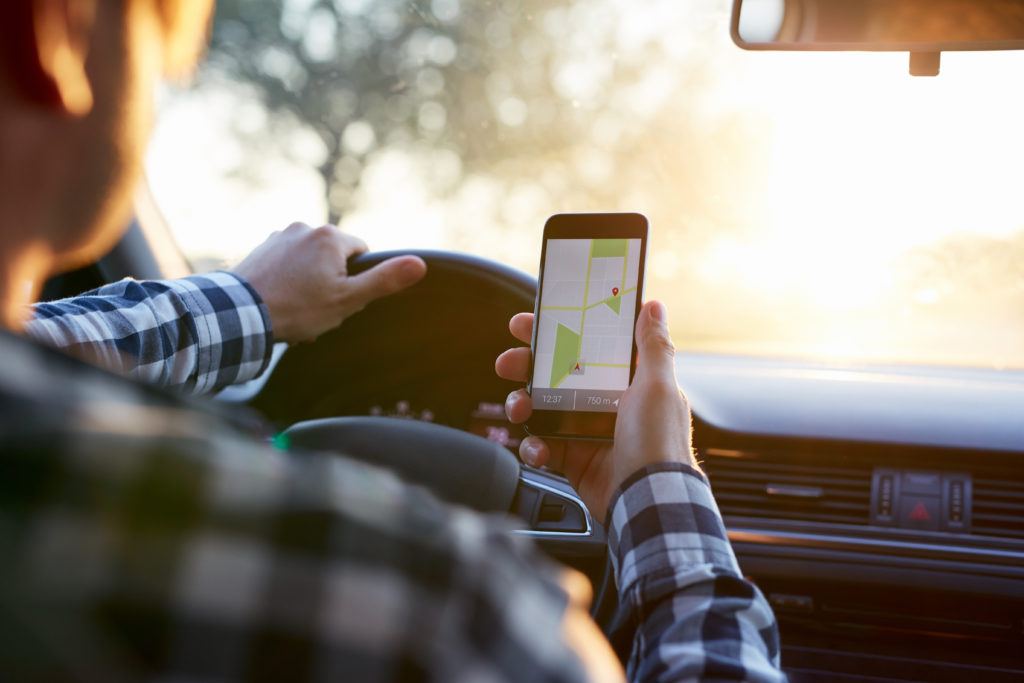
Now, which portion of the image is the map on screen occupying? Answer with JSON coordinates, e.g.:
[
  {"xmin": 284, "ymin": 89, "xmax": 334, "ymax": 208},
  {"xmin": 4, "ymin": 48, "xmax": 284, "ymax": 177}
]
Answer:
[{"xmin": 531, "ymin": 238, "xmax": 642, "ymax": 413}]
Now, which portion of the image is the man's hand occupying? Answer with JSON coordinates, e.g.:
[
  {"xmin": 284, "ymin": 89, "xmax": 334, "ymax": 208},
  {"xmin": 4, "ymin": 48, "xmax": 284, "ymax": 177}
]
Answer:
[
  {"xmin": 494, "ymin": 300, "xmax": 696, "ymax": 521},
  {"xmin": 232, "ymin": 223, "xmax": 427, "ymax": 344}
]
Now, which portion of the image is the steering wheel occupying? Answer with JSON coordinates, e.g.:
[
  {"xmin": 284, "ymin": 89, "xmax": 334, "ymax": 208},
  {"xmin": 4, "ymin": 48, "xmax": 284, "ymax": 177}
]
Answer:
[{"xmin": 252, "ymin": 251, "xmax": 618, "ymax": 630}]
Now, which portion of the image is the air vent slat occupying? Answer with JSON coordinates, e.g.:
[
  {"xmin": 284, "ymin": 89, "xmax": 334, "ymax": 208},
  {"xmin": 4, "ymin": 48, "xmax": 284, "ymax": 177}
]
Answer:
[
  {"xmin": 701, "ymin": 449, "xmax": 871, "ymax": 526},
  {"xmin": 973, "ymin": 500, "xmax": 1024, "ymax": 513},
  {"xmin": 973, "ymin": 478, "xmax": 1024, "ymax": 492},
  {"xmin": 973, "ymin": 512, "xmax": 1024, "ymax": 525},
  {"xmin": 720, "ymin": 508, "xmax": 864, "ymax": 525},
  {"xmin": 966, "ymin": 475, "xmax": 1024, "ymax": 541},
  {"xmin": 713, "ymin": 480, "xmax": 868, "ymax": 498},
  {"xmin": 703, "ymin": 460, "xmax": 869, "ymax": 478},
  {"xmin": 715, "ymin": 493, "xmax": 866, "ymax": 511},
  {"xmin": 716, "ymin": 488, "xmax": 861, "ymax": 502},
  {"xmin": 974, "ymin": 497, "xmax": 1024, "ymax": 509},
  {"xmin": 712, "ymin": 471, "xmax": 869, "ymax": 489}
]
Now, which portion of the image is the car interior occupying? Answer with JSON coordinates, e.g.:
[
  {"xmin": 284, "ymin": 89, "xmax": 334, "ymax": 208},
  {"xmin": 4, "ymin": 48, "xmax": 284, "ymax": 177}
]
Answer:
[{"xmin": 40, "ymin": 0, "xmax": 1024, "ymax": 680}]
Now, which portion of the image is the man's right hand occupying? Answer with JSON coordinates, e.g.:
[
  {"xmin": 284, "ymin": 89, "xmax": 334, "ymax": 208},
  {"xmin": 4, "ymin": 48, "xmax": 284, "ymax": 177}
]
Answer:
[
  {"xmin": 232, "ymin": 223, "xmax": 426, "ymax": 345},
  {"xmin": 494, "ymin": 300, "xmax": 697, "ymax": 522}
]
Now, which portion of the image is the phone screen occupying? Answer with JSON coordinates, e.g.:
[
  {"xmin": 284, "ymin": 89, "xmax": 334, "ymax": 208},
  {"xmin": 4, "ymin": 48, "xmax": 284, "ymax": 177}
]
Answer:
[{"xmin": 529, "ymin": 220, "xmax": 646, "ymax": 434}]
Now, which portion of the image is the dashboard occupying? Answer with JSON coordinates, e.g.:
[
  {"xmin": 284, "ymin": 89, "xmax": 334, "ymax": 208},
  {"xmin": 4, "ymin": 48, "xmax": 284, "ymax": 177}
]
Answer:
[
  {"xmin": 682, "ymin": 355, "xmax": 1024, "ymax": 681},
  {"xmin": 232, "ymin": 251, "xmax": 1024, "ymax": 682}
]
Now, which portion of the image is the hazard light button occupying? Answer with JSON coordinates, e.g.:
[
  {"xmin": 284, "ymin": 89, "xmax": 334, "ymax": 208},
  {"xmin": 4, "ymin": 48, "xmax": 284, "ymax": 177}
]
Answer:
[{"xmin": 899, "ymin": 496, "xmax": 940, "ymax": 530}]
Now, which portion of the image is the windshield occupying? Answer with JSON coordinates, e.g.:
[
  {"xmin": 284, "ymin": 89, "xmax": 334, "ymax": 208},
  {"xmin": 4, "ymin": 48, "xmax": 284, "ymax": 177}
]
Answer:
[{"xmin": 146, "ymin": 0, "xmax": 1024, "ymax": 369}]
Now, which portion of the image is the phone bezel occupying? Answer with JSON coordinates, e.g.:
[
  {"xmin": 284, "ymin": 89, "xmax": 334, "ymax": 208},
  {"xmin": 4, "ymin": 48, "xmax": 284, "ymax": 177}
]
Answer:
[{"xmin": 526, "ymin": 212, "xmax": 649, "ymax": 440}]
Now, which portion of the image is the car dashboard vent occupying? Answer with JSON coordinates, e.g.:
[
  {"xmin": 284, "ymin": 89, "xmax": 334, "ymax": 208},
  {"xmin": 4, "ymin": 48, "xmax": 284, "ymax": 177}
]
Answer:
[
  {"xmin": 702, "ymin": 448, "xmax": 872, "ymax": 526},
  {"xmin": 971, "ymin": 475, "xmax": 1024, "ymax": 541}
]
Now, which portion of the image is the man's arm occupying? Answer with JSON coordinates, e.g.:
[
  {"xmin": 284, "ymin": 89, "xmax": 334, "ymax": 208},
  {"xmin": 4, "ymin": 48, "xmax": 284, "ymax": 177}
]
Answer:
[
  {"xmin": 26, "ymin": 271, "xmax": 274, "ymax": 394},
  {"xmin": 25, "ymin": 223, "xmax": 426, "ymax": 395},
  {"xmin": 496, "ymin": 301, "xmax": 785, "ymax": 681}
]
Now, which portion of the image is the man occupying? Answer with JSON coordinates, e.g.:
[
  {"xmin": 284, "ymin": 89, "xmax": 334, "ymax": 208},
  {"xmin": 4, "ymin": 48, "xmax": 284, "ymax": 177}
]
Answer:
[
  {"xmin": 0, "ymin": 1, "xmax": 783, "ymax": 680},
  {"xmin": 25, "ymin": 222, "xmax": 427, "ymax": 394}
]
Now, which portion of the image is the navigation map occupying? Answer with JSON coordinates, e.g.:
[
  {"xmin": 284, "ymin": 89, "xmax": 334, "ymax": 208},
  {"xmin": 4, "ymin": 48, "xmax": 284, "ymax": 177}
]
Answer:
[{"xmin": 531, "ymin": 238, "xmax": 642, "ymax": 412}]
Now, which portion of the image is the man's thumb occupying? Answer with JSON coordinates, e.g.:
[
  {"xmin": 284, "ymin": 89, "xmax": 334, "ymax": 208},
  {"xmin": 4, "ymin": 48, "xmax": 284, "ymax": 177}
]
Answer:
[
  {"xmin": 635, "ymin": 300, "xmax": 676, "ymax": 378},
  {"xmin": 346, "ymin": 256, "xmax": 427, "ymax": 306}
]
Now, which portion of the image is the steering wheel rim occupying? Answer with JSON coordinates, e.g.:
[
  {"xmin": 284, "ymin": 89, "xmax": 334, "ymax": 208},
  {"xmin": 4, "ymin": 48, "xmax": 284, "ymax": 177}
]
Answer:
[
  {"xmin": 283, "ymin": 415, "xmax": 522, "ymax": 512},
  {"xmin": 348, "ymin": 248, "xmax": 537, "ymax": 303}
]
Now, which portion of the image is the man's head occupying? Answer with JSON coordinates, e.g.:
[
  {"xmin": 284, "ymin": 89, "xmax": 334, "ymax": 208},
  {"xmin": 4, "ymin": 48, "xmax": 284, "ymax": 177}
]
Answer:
[{"xmin": 0, "ymin": 0, "xmax": 212, "ymax": 326}]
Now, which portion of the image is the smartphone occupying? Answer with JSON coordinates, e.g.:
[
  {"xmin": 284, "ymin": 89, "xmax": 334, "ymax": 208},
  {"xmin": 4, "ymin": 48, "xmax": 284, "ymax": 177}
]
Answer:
[{"xmin": 526, "ymin": 213, "xmax": 648, "ymax": 439}]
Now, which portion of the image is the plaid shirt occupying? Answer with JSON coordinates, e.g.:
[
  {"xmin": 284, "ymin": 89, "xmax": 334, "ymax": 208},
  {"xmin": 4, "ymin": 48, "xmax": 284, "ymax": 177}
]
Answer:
[
  {"xmin": 0, "ymin": 329, "xmax": 782, "ymax": 681},
  {"xmin": 25, "ymin": 272, "xmax": 274, "ymax": 395}
]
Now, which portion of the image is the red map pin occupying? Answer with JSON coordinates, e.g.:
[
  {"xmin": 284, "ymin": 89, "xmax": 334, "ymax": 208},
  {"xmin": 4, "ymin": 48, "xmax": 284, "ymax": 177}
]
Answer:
[{"xmin": 612, "ymin": 287, "xmax": 619, "ymax": 296}]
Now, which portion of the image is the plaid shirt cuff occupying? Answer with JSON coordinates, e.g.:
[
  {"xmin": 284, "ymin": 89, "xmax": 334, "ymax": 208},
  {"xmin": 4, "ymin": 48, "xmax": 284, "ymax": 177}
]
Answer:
[
  {"xmin": 169, "ymin": 272, "xmax": 274, "ymax": 393},
  {"xmin": 27, "ymin": 272, "xmax": 273, "ymax": 395},
  {"xmin": 607, "ymin": 462, "xmax": 742, "ymax": 593}
]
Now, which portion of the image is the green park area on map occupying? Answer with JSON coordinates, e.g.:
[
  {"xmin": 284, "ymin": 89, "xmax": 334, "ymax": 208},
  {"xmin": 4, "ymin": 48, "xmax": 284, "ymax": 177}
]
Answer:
[
  {"xmin": 551, "ymin": 322, "xmax": 581, "ymax": 386},
  {"xmin": 591, "ymin": 238, "xmax": 628, "ymax": 258}
]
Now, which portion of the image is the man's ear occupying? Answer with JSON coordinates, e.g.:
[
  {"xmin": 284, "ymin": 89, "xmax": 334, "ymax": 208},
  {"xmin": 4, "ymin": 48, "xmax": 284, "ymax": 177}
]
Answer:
[{"xmin": 0, "ymin": 0, "xmax": 96, "ymax": 116}]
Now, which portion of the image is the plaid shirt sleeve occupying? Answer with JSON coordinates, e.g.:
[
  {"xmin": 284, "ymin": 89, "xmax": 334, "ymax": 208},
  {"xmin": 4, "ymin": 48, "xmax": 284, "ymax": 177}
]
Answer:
[
  {"xmin": 24, "ymin": 272, "xmax": 274, "ymax": 395},
  {"xmin": 607, "ymin": 462, "xmax": 785, "ymax": 682}
]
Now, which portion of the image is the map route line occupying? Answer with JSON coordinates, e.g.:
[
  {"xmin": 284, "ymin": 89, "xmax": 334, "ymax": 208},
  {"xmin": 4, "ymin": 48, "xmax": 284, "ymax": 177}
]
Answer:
[
  {"xmin": 538, "ymin": 285, "xmax": 637, "ymax": 313},
  {"xmin": 576, "ymin": 239, "xmax": 594, "ymax": 364},
  {"xmin": 622, "ymin": 239, "xmax": 629, "ymax": 297},
  {"xmin": 585, "ymin": 285, "xmax": 636, "ymax": 312}
]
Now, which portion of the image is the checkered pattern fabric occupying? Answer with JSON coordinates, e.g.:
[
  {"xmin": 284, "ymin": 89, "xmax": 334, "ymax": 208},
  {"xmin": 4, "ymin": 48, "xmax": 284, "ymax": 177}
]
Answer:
[
  {"xmin": 608, "ymin": 463, "xmax": 784, "ymax": 682},
  {"xmin": 26, "ymin": 272, "xmax": 273, "ymax": 395},
  {"xmin": 0, "ymin": 330, "xmax": 592, "ymax": 681},
  {"xmin": 1, "ymin": 327, "xmax": 784, "ymax": 681}
]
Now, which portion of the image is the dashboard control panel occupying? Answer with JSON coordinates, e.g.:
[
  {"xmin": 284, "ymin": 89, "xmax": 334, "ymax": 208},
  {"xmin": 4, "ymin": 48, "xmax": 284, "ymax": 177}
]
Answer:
[{"xmin": 871, "ymin": 468, "xmax": 972, "ymax": 532}]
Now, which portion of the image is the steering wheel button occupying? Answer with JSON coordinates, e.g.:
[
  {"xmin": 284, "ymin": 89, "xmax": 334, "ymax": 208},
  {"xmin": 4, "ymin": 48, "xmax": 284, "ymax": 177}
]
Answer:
[
  {"xmin": 539, "ymin": 502, "xmax": 566, "ymax": 524},
  {"xmin": 535, "ymin": 492, "xmax": 587, "ymax": 533}
]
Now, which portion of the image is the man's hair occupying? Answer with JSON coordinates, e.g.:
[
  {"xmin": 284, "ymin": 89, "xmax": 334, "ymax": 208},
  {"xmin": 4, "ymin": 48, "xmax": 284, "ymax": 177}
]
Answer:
[{"xmin": 145, "ymin": 0, "xmax": 214, "ymax": 78}]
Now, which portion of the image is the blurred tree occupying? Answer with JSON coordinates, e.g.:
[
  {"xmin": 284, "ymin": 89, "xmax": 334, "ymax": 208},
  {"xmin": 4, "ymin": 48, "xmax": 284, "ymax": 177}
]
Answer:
[{"xmin": 202, "ymin": 0, "xmax": 764, "ymax": 234}]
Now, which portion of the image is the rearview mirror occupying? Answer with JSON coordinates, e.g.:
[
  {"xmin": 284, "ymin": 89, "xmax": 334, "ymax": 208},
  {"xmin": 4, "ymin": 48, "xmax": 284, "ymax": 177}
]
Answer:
[{"xmin": 732, "ymin": 0, "xmax": 1024, "ymax": 75}]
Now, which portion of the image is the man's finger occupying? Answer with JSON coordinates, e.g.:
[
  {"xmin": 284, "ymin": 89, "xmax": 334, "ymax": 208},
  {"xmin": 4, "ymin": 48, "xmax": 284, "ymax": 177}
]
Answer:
[
  {"xmin": 344, "ymin": 256, "xmax": 427, "ymax": 308},
  {"xmin": 633, "ymin": 300, "xmax": 676, "ymax": 381},
  {"xmin": 509, "ymin": 313, "xmax": 533, "ymax": 344},
  {"xmin": 519, "ymin": 435, "xmax": 551, "ymax": 468},
  {"xmin": 495, "ymin": 347, "xmax": 531, "ymax": 382},
  {"xmin": 504, "ymin": 388, "xmax": 532, "ymax": 423}
]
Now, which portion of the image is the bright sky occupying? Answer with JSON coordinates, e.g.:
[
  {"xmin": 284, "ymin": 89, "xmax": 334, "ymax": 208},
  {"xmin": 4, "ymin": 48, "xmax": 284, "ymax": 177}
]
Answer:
[{"xmin": 702, "ymin": 48, "xmax": 1024, "ymax": 311}]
